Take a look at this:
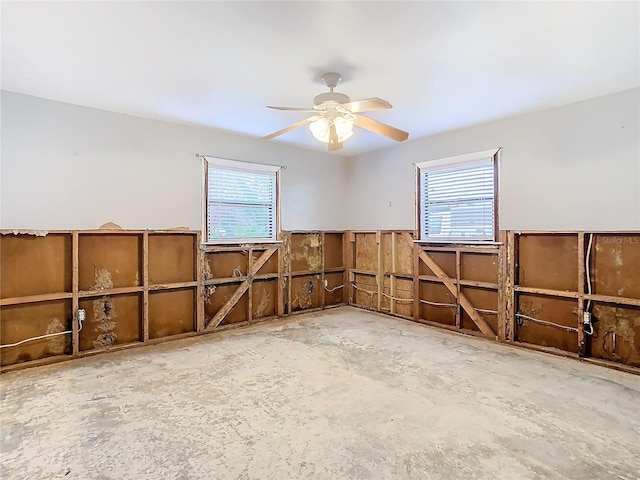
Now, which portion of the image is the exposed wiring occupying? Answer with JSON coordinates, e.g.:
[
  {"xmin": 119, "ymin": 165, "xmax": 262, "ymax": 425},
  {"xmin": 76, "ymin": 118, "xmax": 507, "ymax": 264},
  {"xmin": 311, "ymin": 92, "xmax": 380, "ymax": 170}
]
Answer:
[
  {"xmin": 0, "ymin": 331, "xmax": 72, "ymax": 349},
  {"xmin": 381, "ymin": 292, "xmax": 413, "ymax": 302},
  {"xmin": 419, "ymin": 299, "xmax": 457, "ymax": 308},
  {"xmin": 352, "ymin": 284, "xmax": 378, "ymax": 296},
  {"xmin": 476, "ymin": 308, "xmax": 498, "ymax": 314},
  {"xmin": 585, "ymin": 233, "xmax": 593, "ymax": 312},
  {"xmin": 232, "ymin": 268, "xmax": 243, "ymax": 278},
  {"xmin": 324, "ymin": 284, "xmax": 344, "ymax": 293},
  {"xmin": 516, "ymin": 313, "xmax": 579, "ymax": 333}
]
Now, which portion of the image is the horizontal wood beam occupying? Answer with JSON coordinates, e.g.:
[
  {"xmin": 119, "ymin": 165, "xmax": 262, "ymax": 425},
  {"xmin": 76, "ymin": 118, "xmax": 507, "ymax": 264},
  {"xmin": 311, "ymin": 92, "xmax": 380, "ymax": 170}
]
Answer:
[{"xmin": 417, "ymin": 249, "xmax": 496, "ymax": 339}]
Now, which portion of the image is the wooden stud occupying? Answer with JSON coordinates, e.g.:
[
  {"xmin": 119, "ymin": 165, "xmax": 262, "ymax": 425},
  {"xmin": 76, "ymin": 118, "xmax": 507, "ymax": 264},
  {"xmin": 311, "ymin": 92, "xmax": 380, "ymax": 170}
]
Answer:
[
  {"xmin": 206, "ymin": 247, "xmax": 277, "ymax": 331},
  {"xmin": 497, "ymin": 230, "xmax": 507, "ymax": 342},
  {"xmin": 413, "ymin": 240, "xmax": 420, "ymax": 323},
  {"xmin": 455, "ymin": 250, "xmax": 461, "ymax": 329},
  {"xmin": 376, "ymin": 232, "xmax": 382, "ymax": 311},
  {"xmin": 577, "ymin": 232, "xmax": 586, "ymax": 357},
  {"xmin": 417, "ymin": 250, "xmax": 495, "ymax": 338},
  {"xmin": 196, "ymin": 233, "xmax": 205, "ymax": 332},
  {"xmin": 247, "ymin": 247, "xmax": 253, "ymax": 324},
  {"xmin": 321, "ymin": 232, "xmax": 326, "ymax": 309},
  {"xmin": 390, "ymin": 232, "xmax": 397, "ymax": 315},
  {"xmin": 72, "ymin": 231, "xmax": 79, "ymax": 356},
  {"xmin": 506, "ymin": 231, "xmax": 516, "ymax": 342},
  {"xmin": 142, "ymin": 231, "xmax": 149, "ymax": 342},
  {"xmin": 276, "ymin": 244, "xmax": 284, "ymax": 317}
]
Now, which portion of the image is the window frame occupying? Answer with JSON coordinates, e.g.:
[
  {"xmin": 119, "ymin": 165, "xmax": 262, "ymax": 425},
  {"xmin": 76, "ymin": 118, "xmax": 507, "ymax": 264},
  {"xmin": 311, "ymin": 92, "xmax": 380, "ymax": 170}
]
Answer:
[
  {"xmin": 415, "ymin": 148, "xmax": 500, "ymax": 244},
  {"xmin": 202, "ymin": 156, "xmax": 281, "ymax": 245}
]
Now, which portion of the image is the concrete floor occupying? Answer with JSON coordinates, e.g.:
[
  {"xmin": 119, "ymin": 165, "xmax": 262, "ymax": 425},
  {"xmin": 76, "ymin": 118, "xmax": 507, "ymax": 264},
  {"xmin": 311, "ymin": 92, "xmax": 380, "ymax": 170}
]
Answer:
[{"xmin": 1, "ymin": 307, "xmax": 639, "ymax": 480}]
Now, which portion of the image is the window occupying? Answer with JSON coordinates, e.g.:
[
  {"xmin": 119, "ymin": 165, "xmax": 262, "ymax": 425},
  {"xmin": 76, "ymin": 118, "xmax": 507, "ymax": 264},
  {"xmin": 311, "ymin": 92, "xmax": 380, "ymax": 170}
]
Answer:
[
  {"xmin": 204, "ymin": 157, "xmax": 280, "ymax": 242},
  {"xmin": 417, "ymin": 149, "xmax": 499, "ymax": 242}
]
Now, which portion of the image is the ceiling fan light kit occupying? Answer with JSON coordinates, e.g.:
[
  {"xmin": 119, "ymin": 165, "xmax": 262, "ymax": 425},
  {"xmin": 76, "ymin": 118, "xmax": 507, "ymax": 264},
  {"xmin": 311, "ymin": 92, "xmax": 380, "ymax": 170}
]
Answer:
[{"xmin": 263, "ymin": 72, "xmax": 409, "ymax": 151}]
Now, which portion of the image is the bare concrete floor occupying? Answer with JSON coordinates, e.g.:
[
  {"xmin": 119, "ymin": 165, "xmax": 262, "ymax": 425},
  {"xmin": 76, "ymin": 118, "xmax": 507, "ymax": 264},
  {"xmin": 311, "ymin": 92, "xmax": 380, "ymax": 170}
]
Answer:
[{"xmin": 1, "ymin": 307, "xmax": 639, "ymax": 479}]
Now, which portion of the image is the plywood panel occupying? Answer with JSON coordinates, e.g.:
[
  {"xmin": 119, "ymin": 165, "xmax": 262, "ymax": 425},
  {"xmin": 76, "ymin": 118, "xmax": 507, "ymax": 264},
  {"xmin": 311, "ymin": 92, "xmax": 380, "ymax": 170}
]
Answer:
[
  {"xmin": 396, "ymin": 233, "xmax": 414, "ymax": 275},
  {"xmin": 78, "ymin": 294, "xmax": 141, "ymax": 351},
  {"xmin": 252, "ymin": 249, "xmax": 278, "ymax": 275},
  {"xmin": 419, "ymin": 251, "xmax": 456, "ymax": 278},
  {"xmin": 354, "ymin": 233, "xmax": 378, "ymax": 271},
  {"xmin": 382, "ymin": 234, "xmax": 393, "ymax": 273},
  {"xmin": 291, "ymin": 275, "xmax": 321, "ymax": 312},
  {"xmin": 589, "ymin": 304, "xmax": 640, "ymax": 367},
  {"xmin": 324, "ymin": 272, "xmax": 345, "ymax": 306},
  {"xmin": 1, "ymin": 234, "xmax": 72, "ymax": 298},
  {"xmin": 205, "ymin": 283, "xmax": 248, "ymax": 326},
  {"xmin": 0, "ymin": 300, "xmax": 71, "ymax": 366},
  {"xmin": 148, "ymin": 289, "xmax": 195, "ymax": 339},
  {"xmin": 419, "ymin": 281, "xmax": 456, "ymax": 326},
  {"xmin": 252, "ymin": 280, "xmax": 277, "ymax": 319},
  {"xmin": 518, "ymin": 234, "xmax": 578, "ymax": 291},
  {"xmin": 79, "ymin": 234, "xmax": 142, "ymax": 290},
  {"xmin": 207, "ymin": 252, "xmax": 248, "ymax": 279},
  {"xmin": 461, "ymin": 253, "xmax": 498, "ymax": 284},
  {"xmin": 461, "ymin": 288, "xmax": 498, "ymax": 333},
  {"xmin": 353, "ymin": 273, "xmax": 377, "ymax": 309},
  {"xmin": 395, "ymin": 278, "xmax": 414, "ymax": 317},
  {"xmin": 290, "ymin": 233, "xmax": 322, "ymax": 272},
  {"xmin": 591, "ymin": 234, "xmax": 640, "ymax": 299},
  {"xmin": 148, "ymin": 234, "xmax": 195, "ymax": 284},
  {"xmin": 324, "ymin": 233, "xmax": 344, "ymax": 269},
  {"xmin": 516, "ymin": 294, "xmax": 578, "ymax": 353}
]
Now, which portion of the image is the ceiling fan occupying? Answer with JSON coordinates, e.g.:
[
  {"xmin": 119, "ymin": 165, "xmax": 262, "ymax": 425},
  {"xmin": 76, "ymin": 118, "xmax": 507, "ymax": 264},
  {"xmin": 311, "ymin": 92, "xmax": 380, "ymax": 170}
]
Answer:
[{"xmin": 263, "ymin": 72, "xmax": 409, "ymax": 152}]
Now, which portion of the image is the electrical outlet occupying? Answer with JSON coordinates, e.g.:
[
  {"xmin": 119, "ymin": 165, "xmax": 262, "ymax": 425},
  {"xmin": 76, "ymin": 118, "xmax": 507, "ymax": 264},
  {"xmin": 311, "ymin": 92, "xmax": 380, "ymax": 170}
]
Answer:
[
  {"xmin": 583, "ymin": 312, "xmax": 592, "ymax": 325},
  {"xmin": 324, "ymin": 279, "xmax": 328, "ymax": 288}
]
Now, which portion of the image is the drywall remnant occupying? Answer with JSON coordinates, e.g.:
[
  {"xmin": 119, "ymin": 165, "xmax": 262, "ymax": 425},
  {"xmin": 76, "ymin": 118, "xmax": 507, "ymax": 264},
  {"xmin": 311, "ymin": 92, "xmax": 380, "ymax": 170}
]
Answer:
[
  {"xmin": 292, "ymin": 234, "xmax": 322, "ymax": 271},
  {"xmin": 168, "ymin": 226, "xmax": 190, "ymax": 231},
  {"xmin": 92, "ymin": 297, "xmax": 117, "ymax": 349},
  {"xmin": 281, "ymin": 234, "xmax": 291, "ymax": 273},
  {"xmin": 204, "ymin": 285, "xmax": 216, "ymax": 304},
  {"xmin": 99, "ymin": 222, "xmax": 123, "ymax": 230},
  {"xmin": 292, "ymin": 280, "xmax": 314, "ymax": 310},
  {"xmin": 46, "ymin": 318, "xmax": 68, "ymax": 355},
  {"xmin": 8, "ymin": 229, "xmax": 48, "ymax": 237},
  {"xmin": 202, "ymin": 258, "xmax": 213, "ymax": 281},
  {"xmin": 255, "ymin": 289, "xmax": 271, "ymax": 318},
  {"xmin": 134, "ymin": 272, "xmax": 140, "ymax": 287},
  {"xmin": 93, "ymin": 267, "xmax": 114, "ymax": 290}
]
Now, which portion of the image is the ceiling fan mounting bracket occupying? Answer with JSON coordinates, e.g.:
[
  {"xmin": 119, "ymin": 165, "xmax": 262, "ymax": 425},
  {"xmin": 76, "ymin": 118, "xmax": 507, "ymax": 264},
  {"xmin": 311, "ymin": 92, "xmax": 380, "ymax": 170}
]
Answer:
[{"xmin": 321, "ymin": 72, "xmax": 343, "ymax": 90}]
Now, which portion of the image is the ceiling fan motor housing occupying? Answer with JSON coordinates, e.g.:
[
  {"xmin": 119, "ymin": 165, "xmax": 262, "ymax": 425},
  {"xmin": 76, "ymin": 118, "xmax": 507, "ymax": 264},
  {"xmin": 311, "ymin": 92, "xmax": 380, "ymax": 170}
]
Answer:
[{"xmin": 313, "ymin": 92, "xmax": 350, "ymax": 108}]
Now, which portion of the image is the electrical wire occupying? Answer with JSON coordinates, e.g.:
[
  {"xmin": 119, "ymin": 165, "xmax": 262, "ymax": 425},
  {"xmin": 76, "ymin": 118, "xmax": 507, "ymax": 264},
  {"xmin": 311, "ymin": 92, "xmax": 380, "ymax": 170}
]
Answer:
[
  {"xmin": 0, "ymin": 331, "xmax": 72, "ymax": 349},
  {"xmin": 381, "ymin": 292, "xmax": 413, "ymax": 302},
  {"xmin": 515, "ymin": 313, "xmax": 578, "ymax": 333},
  {"xmin": 419, "ymin": 299, "xmax": 457, "ymax": 308},
  {"xmin": 324, "ymin": 284, "xmax": 344, "ymax": 293},
  {"xmin": 476, "ymin": 308, "xmax": 498, "ymax": 314},
  {"xmin": 582, "ymin": 233, "xmax": 595, "ymax": 335}
]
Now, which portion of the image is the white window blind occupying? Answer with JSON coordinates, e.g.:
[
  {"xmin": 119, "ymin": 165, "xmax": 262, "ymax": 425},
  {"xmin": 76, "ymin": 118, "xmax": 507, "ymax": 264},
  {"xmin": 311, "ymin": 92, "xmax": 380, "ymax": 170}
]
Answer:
[
  {"xmin": 418, "ymin": 152, "xmax": 497, "ymax": 242},
  {"xmin": 207, "ymin": 161, "xmax": 278, "ymax": 242}
]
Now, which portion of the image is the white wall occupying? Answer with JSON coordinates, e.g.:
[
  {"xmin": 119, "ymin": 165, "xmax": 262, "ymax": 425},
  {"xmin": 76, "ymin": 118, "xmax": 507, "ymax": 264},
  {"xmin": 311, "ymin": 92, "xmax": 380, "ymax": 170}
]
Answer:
[
  {"xmin": 0, "ymin": 91, "xmax": 349, "ymax": 231},
  {"xmin": 3, "ymin": 89, "xmax": 639, "ymax": 233},
  {"xmin": 346, "ymin": 88, "xmax": 640, "ymax": 231}
]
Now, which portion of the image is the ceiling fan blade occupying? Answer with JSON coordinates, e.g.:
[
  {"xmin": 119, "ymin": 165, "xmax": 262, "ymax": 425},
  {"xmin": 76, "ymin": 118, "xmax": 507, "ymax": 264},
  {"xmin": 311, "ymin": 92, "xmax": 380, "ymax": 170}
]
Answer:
[
  {"xmin": 328, "ymin": 124, "xmax": 343, "ymax": 151},
  {"xmin": 262, "ymin": 115, "xmax": 321, "ymax": 140},
  {"xmin": 354, "ymin": 114, "xmax": 409, "ymax": 142},
  {"xmin": 340, "ymin": 97, "xmax": 392, "ymax": 113},
  {"xmin": 267, "ymin": 106, "xmax": 317, "ymax": 112}
]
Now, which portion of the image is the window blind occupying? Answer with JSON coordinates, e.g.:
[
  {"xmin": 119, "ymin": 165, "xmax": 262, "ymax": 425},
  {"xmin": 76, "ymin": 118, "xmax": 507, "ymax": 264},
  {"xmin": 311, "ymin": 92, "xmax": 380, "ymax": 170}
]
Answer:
[
  {"xmin": 420, "ymin": 160, "xmax": 495, "ymax": 241},
  {"xmin": 208, "ymin": 166, "xmax": 277, "ymax": 241}
]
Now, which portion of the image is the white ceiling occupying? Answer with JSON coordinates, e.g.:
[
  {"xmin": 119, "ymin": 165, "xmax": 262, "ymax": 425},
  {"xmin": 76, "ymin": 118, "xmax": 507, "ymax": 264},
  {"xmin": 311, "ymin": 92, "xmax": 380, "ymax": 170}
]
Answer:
[{"xmin": 2, "ymin": 1, "xmax": 639, "ymax": 156}]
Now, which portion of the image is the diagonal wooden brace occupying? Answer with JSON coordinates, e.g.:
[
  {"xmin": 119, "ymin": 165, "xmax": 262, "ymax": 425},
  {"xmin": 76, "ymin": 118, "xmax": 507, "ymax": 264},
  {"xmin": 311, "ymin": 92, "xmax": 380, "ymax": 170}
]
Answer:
[
  {"xmin": 206, "ymin": 247, "xmax": 278, "ymax": 330},
  {"xmin": 416, "ymin": 247, "xmax": 496, "ymax": 339}
]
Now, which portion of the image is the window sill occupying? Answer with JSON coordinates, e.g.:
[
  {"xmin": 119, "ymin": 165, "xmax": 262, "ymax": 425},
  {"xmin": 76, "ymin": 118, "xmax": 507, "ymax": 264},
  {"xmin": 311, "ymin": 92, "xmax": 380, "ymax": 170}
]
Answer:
[
  {"xmin": 414, "ymin": 239, "xmax": 503, "ymax": 246},
  {"xmin": 202, "ymin": 239, "xmax": 283, "ymax": 246}
]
